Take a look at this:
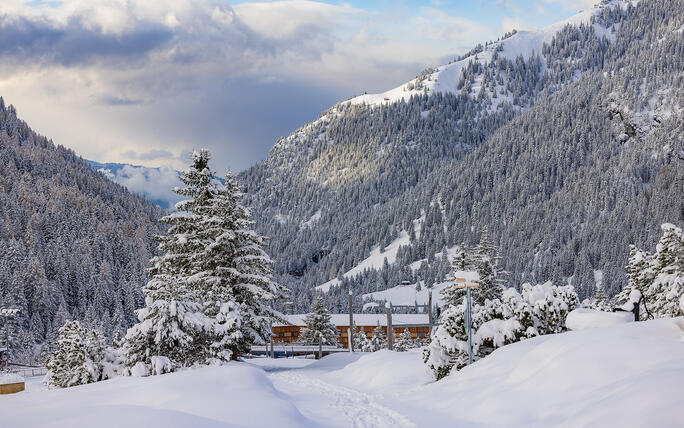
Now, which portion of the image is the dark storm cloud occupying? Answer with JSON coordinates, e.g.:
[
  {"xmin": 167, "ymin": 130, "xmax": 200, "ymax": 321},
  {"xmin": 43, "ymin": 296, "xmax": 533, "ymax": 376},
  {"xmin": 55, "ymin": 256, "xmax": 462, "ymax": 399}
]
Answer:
[{"xmin": 0, "ymin": 15, "xmax": 173, "ymax": 67}]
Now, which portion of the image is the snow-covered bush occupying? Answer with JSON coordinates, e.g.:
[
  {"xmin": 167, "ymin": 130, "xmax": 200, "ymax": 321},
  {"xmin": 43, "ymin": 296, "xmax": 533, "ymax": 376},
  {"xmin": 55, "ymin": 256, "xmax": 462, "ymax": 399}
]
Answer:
[
  {"xmin": 151, "ymin": 356, "xmax": 174, "ymax": 375},
  {"xmin": 617, "ymin": 224, "xmax": 684, "ymax": 319},
  {"xmin": 424, "ymin": 282, "xmax": 578, "ymax": 380},
  {"xmin": 45, "ymin": 321, "xmax": 107, "ymax": 388}
]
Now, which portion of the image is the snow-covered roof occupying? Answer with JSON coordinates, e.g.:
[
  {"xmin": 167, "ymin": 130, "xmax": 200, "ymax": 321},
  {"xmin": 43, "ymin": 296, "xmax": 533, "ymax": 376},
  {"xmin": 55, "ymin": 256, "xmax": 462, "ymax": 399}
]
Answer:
[{"xmin": 275, "ymin": 313, "xmax": 429, "ymax": 327}]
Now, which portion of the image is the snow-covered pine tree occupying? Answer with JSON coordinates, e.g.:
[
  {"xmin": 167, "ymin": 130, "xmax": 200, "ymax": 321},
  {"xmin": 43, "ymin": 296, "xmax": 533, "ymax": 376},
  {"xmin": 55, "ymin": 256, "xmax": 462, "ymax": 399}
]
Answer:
[
  {"xmin": 351, "ymin": 324, "xmax": 368, "ymax": 351},
  {"xmin": 368, "ymin": 322, "xmax": 386, "ymax": 351},
  {"xmin": 451, "ymin": 242, "xmax": 470, "ymax": 271},
  {"xmin": 394, "ymin": 328, "xmax": 414, "ymax": 352},
  {"xmin": 616, "ymin": 245, "xmax": 654, "ymax": 319},
  {"xmin": 645, "ymin": 224, "xmax": 684, "ymax": 318},
  {"xmin": 440, "ymin": 242, "xmax": 475, "ymax": 308},
  {"xmin": 590, "ymin": 280, "xmax": 610, "ymax": 311},
  {"xmin": 298, "ymin": 297, "xmax": 339, "ymax": 346},
  {"xmin": 124, "ymin": 150, "xmax": 218, "ymax": 369},
  {"xmin": 45, "ymin": 320, "xmax": 105, "ymax": 388},
  {"xmin": 197, "ymin": 168, "xmax": 287, "ymax": 359},
  {"xmin": 616, "ymin": 224, "xmax": 684, "ymax": 319},
  {"xmin": 470, "ymin": 226, "xmax": 506, "ymax": 304}
]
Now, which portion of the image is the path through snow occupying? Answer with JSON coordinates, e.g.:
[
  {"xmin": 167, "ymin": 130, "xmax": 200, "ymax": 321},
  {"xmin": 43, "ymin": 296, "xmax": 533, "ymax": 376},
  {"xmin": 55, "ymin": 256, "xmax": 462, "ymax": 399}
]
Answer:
[{"xmin": 254, "ymin": 357, "xmax": 417, "ymax": 428}]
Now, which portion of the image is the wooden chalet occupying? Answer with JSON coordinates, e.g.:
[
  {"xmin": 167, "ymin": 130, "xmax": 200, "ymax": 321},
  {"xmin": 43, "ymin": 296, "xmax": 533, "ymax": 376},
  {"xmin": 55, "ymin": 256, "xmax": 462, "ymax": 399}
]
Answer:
[{"xmin": 272, "ymin": 314, "xmax": 431, "ymax": 348}]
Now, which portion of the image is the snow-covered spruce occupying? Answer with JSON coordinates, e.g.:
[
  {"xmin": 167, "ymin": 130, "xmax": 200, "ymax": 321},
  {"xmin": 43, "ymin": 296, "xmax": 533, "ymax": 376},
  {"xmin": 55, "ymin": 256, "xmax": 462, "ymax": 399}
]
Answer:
[
  {"xmin": 616, "ymin": 223, "xmax": 684, "ymax": 319},
  {"xmin": 298, "ymin": 297, "xmax": 339, "ymax": 346},
  {"xmin": 45, "ymin": 321, "xmax": 113, "ymax": 388},
  {"xmin": 351, "ymin": 323, "xmax": 369, "ymax": 351},
  {"xmin": 125, "ymin": 150, "xmax": 287, "ymax": 373},
  {"xmin": 394, "ymin": 328, "xmax": 415, "ymax": 352},
  {"xmin": 365, "ymin": 322, "xmax": 387, "ymax": 352},
  {"xmin": 441, "ymin": 227, "xmax": 507, "ymax": 308},
  {"xmin": 424, "ymin": 281, "xmax": 578, "ymax": 380}
]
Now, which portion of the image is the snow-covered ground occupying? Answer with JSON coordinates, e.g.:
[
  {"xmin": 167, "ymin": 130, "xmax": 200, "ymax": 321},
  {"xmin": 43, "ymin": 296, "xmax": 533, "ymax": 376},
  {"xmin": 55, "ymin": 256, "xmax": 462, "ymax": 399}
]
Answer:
[{"xmin": 2, "ymin": 317, "xmax": 682, "ymax": 427}]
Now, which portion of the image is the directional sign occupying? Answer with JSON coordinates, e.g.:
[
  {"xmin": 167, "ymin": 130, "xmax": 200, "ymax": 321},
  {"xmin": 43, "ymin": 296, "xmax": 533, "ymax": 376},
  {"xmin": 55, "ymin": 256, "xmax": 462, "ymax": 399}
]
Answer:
[{"xmin": 454, "ymin": 278, "xmax": 480, "ymax": 289}]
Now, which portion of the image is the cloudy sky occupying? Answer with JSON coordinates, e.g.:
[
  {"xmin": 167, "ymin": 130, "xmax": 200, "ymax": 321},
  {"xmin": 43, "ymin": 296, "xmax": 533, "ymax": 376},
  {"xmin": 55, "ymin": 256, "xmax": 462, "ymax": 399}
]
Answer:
[{"xmin": 0, "ymin": 0, "xmax": 593, "ymax": 174}]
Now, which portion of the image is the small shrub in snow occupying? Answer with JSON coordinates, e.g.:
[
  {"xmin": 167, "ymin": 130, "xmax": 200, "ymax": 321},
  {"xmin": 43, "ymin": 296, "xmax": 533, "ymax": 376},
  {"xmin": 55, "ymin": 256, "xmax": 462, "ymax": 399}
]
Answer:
[
  {"xmin": 424, "ymin": 282, "xmax": 578, "ymax": 380},
  {"xmin": 130, "ymin": 361, "xmax": 149, "ymax": 377},
  {"xmin": 45, "ymin": 321, "xmax": 107, "ymax": 388},
  {"xmin": 151, "ymin": 356, "xmax": 174, "ymax": 375}
]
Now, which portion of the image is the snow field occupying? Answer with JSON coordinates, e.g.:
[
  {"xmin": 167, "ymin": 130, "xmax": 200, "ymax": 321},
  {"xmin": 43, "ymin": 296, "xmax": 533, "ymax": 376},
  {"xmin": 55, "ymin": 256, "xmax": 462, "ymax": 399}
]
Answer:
[
  {"xmin": 0, "ymin": 364, "xmax": 314, "ymax": 428},
  {"xmin": 3, "ymin": 317, "xmax": 683, "ymax": 427}
]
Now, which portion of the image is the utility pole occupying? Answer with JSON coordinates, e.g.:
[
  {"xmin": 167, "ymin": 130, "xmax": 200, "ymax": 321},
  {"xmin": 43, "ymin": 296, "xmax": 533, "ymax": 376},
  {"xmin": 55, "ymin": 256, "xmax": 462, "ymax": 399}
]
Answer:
[
  {"xmin": 348, "ymin": 288, "xmax": 354, "ymax": 352},
  {"xmin": 385, "ymin": 302, "xmax": 393, "ymax": 350},
  {"xmin": 453, "ymin": 278, "xmax": 479, "ymax": 365},
  {"xmin": 428, "ymin": 289, "xmax": 433, "ymax": 325}
]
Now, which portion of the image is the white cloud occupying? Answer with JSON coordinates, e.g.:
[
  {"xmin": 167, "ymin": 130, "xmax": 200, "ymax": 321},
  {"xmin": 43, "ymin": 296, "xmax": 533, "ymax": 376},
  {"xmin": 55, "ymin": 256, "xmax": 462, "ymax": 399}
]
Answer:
[
  {"xmin": 0, "ymin": 0, "xmax": 512, "ymax": 172},
  {"xmin": 542, "ymin": 0, "xmax": 598, "ymax": 11}
]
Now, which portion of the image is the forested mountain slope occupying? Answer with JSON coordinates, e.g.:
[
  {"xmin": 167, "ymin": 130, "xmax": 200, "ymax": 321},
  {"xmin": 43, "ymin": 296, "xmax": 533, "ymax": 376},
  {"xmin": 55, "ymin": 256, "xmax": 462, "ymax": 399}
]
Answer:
[
  {"xmin": 239, "ymin": 0, "xmax": 683, "ymax": 312},
  {"xmin": 0, "ymin": 99, "xmax": 165, "ymax": 362}
]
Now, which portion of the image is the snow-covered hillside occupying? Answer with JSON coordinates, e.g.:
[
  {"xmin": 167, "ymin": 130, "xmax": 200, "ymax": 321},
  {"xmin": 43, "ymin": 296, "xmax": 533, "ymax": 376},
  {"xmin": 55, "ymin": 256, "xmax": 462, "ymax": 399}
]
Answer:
[
  {"xmin": 316, "ymin": 217, "xmax": 424, "ymax": 292},
  {"xmin": 348, "ymin": 0, "xmax": 634, "ymax": 107},
  {"xmin": 3, "ymin": 317, "xmax": 682, "ymax": 427}
]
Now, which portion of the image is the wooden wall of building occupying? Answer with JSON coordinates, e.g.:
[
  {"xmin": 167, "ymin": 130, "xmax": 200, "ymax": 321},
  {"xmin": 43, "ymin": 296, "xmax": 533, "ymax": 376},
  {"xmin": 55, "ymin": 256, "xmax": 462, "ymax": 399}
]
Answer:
[{"xmin": 272, "ymin": 325, "xmax": 430, "ymax": 348}]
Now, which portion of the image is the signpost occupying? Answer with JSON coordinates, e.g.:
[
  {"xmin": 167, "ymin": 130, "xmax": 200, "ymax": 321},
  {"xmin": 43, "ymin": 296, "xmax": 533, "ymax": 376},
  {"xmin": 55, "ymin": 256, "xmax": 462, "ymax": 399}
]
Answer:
[{"xmin": 452, "ymin": 278, "xmax": 479, "ymax": 365}]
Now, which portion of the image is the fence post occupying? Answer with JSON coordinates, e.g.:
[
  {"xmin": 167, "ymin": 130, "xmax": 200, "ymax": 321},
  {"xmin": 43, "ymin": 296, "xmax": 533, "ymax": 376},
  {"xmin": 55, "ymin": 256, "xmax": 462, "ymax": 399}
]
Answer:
[
  {"xmin": 386, "ymin": 302, "xmax": 393, "ymax": 350},
  {"xmin": 318, "ymin": 333, "xmax": 323, "ymax": 360},
  {"xmin": 348, "ymin": 289, "xmax": 354, "ymax": 352},
  {"xmin": 467, "ymin": 286, "xmax": 473, "ymax": 365}
]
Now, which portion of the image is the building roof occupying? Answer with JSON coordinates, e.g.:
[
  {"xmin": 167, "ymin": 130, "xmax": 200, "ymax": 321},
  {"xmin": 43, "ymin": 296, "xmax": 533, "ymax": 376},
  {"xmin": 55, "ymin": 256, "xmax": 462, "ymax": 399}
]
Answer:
[{"xmin": 275, "ymin": 313, "xmax": 429, "ymax": 327}]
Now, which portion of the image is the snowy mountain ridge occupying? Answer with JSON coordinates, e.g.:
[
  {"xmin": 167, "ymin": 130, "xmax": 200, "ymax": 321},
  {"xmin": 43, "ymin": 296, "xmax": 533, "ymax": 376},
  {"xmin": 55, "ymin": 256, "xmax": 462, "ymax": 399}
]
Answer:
[
  {"xmin": 272, "ymin": 0, "xmax": 634, "ymax": 155},
  {"xmin": 347, "ymin": 0, "xmax": 636, "ymax": 107}
]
